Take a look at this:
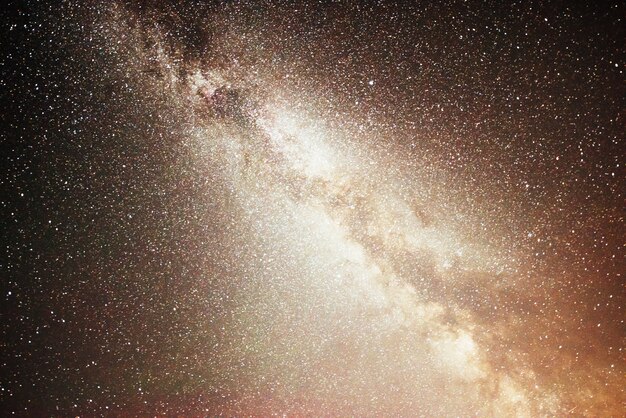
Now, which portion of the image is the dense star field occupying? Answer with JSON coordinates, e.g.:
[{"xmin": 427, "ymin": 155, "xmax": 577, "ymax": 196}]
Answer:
[{"xmin": 1, "ymin": 0, "xmax": 624, "ymax": 416}]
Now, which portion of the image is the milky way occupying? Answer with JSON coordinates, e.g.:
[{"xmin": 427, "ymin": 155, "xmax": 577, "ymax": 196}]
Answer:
[{"xmin": 2, "ymin": 1, "xmax": 624, "ymax": 416}]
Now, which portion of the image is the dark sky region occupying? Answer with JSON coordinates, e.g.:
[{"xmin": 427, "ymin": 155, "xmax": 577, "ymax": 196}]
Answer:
[{"xmin": 1, "ymin": 1, "xmax": 624, "ymax": 416}]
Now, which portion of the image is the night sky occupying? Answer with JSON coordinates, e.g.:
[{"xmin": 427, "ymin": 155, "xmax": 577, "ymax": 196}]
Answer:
[{"xmin": 2, "ymin": 0, "xmax": 624, "ymax": 416}]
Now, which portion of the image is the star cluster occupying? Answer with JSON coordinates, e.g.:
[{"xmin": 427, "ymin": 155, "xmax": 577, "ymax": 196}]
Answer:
[{"xmin": 2, "ymin": 1, "xmax": 624, "ymax": 416}]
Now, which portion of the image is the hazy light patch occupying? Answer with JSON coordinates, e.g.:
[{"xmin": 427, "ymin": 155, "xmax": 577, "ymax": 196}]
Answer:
[
  {"xmin": 260, "ymin": 110, "xmax": 338, "ymax": 180},
  {"xmin": 431, "ymin": 329, "xmax": 486, "ymax": 382}
]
